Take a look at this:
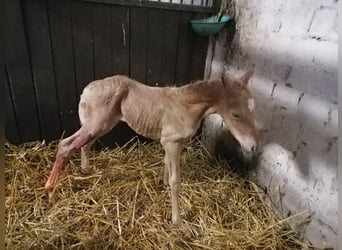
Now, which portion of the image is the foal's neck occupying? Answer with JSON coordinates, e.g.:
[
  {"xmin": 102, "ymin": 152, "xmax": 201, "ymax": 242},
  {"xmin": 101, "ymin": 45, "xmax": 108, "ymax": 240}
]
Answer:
[{"xmin": 176, "ymin": 79, "xmax": 223, "ymax": 116}]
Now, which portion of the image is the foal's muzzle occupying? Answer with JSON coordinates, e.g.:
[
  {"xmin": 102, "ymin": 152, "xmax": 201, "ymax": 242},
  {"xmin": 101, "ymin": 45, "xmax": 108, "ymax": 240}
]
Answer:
[{"xmin": 240, "ymin": 142, "xmax": 259, "ymax": 161}]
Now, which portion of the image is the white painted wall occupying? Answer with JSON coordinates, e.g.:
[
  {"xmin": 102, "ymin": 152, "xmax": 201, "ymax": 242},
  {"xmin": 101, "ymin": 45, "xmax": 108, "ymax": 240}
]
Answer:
[{"xmin": 202, "ymin": 0, "xmax": 338, "ymax": 248}]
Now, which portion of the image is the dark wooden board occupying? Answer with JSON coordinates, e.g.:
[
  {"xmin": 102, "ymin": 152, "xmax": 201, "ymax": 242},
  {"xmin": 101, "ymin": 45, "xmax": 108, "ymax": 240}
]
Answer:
[
  {"xmin": 22, "ymin": 0, "xmax": 61, "ymax": 142},
  {"xmin": 160, "ymin": 10, "xmax": 179, "ymax": 85},
  {"xmin": 127, "ymin": 6, "xmax": 163, "ymax": 145},
  {"xmin": 5, "ymin": 65, "xmax": 21, "ymax": 144},
  {"xmin": 48, "ymin": 0, "xmax": 79, "ymax": 137},
  {"xmin": 111, "ymin": 5, "xmax": 140, "ymax": 146},
  {"xmin": 82, "ymin": 0, "xmax": 214, "ymax": 13},
  {"xmin": 71, "ymin": 1, "xmax": 95, "ymax": 98},
  {"xmin": 175, "ymin": 12, "xmax": 194, "ymax": 85},
  {"xmin": 92, "ymin": 3, "xmax": 112, "ymax": 79},
  {"xmin": 92, "ymin": 2, "xmax": 116, "ymax": 148},
  {"xmin": 4, "ymin": 0, "xmax": 41, "ymax": 142},
  {"xmin": 111, "ymin": 5, "xmax": 130, "ymax": 75},
  {"xmin": 130, "ymin": 7, "xmax": 148, "ymax": 83},
  {"xmin": 190, "ymin": 13, "xmax": 208, "ymax": 81},
  {"xmin": 5, "ymin": 0, "xmax": 211, "ymax": 146},
  {"xmin": 145, "ymin": 8, "xmax": 164, "ymax": 85},
  {"xmin": 190, "ymin": 34, "xmax": 208, "ymax": 81}
]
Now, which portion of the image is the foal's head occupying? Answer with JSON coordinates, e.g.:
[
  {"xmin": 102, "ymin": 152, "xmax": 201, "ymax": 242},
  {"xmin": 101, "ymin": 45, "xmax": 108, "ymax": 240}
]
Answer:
[{"xmin": 217, "ymin": 70, "xmax": 259, "ymax": 159}]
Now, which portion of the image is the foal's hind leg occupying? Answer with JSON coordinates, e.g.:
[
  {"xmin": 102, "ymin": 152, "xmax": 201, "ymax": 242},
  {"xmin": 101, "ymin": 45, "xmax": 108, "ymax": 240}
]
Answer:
[
  {"xmin": 45, "ymin": 125, "xmax": 118, "ymax": 198},
  {"xmin": 81, "ymin": 139, "xmax": 95, "ymax": 169},
  {"xmin": 45, "ymin": 117, "xmax": 121, "ymax": 199},
  {"xmin": 45, "ymin": 126, "xmax": 96, "ymax": 197}
]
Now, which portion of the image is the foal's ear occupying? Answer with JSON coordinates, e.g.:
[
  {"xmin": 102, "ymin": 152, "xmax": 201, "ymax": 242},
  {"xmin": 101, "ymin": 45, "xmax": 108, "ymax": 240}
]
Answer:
[
  {"xmin": 239, "ymin": 69, "xmax": 254, "ymax": 86},
  {"xmin": 221, "ymin": 68, "xmax": 254, "ymax": 90},
  {"xmin": 221, "ymin": 72, "xmax": 234, "ymax": 87}
]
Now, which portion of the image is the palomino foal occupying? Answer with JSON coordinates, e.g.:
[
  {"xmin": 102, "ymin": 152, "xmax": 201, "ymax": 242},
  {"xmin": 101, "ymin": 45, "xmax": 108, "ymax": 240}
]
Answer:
[{"xmin": 45, "ymin": 70, "xmax": 258, "ymax": 224}]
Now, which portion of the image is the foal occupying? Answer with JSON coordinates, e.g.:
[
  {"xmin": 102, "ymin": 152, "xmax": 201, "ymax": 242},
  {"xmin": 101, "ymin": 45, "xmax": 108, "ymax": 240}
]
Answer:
[{"xmin": 45, "ymin": 70, "xmax": 258, "ymax": 224}]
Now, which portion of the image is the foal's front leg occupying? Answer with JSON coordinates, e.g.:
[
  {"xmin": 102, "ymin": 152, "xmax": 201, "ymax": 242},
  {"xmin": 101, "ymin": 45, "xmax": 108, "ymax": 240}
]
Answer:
[
  {"xmin": 161, "ymin": 140, "xmax": 182, "ymax": 224},
  {"xmin": 163, "ymin": 159, "xmax": 170, "ymax": 186}
]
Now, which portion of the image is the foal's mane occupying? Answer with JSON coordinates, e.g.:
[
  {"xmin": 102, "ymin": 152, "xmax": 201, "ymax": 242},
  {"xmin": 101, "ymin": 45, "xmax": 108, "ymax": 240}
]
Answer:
[
  {"xmin": 172, "ymin": 78, "xmax": 225, "ymax": 105},
  {"xmin": 178, "ymin": 78, "xmax": 224, "ymax": 94}
]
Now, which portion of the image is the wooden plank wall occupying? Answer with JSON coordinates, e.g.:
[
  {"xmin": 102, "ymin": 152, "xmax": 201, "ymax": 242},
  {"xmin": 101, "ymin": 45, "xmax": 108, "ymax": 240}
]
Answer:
[{"xmin": 5, "ymin": 0, "xmax": 210, "ymax": 147}]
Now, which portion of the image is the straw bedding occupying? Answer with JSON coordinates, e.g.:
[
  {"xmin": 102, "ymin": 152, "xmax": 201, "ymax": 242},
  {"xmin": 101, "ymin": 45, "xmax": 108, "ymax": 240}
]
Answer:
[{"xmin": 5, "ymin": 138, "xmax": 313, "ymax": 249}]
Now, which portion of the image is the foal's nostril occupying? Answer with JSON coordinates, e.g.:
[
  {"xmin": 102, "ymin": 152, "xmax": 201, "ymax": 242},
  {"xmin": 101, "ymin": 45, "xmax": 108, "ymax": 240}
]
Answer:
[{"xmin": 251, "ymin": 146, "xmax": 256, "ymax": 153}]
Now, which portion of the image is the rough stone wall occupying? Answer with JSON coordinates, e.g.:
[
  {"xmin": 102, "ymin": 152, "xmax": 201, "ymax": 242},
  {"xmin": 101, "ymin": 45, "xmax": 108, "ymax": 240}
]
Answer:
[{"xmin": 202, "ymin": 0, "xmax": 338, "ymax": 248}]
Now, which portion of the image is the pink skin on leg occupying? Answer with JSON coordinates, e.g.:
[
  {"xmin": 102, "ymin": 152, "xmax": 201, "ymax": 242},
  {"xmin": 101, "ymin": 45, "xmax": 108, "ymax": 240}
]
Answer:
[
  {"xmin": 45, "ymin": 129, "xmax": 93, "ymax": 199},
  {"xmin": 45, "ymin": 160, "xmax": 63, "ymax": 199}
]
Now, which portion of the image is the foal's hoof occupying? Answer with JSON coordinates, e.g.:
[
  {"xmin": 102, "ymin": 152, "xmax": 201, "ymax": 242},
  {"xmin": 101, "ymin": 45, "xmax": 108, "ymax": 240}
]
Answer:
[
  {"xmin": 44, "ymin": 183, "xmax": 55, "ymax": 202},
  {"xmin": 80, "ymin": 167, "xmax": 93, "ymax": 175},
  {"xmin": 45, "ymin": 189, "xmax": 55, "ymax": 202},
  {"xmin": 172, "ymin": 217, "xmax": 181, "ymax": 226}
]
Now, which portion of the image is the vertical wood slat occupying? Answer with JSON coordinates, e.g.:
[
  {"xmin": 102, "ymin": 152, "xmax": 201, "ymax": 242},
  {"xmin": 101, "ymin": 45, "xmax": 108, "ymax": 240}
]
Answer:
[
  {"xmin": 92, "ymin": 4, "xmax": 112, "ymax": 79},
  {"xmin": 4, "ymin": 0, "xmax": 41, "ymax": 142},
  {"xmin": 175, "ymin": 12, "xmax": 194, "ymax": 85},
  {"xmin": 111, "ymin": 5, "xmax": 130, "ymax": 75},
  {"xmin": 190, "ymin": 13, "xmax": 208, "ymax": 81},
  {"xmin": 130, "ymin": 7, "xmax": 148, "ymax": 83},
  {"xmin": 190, "ymin": 34, "xmax": 208, "ymax": 81},
  {"xmin": 22, "ymin": 0, "xmax": 61, "ymax": 142},
  {"xmin": 110, "ymin": 5, "xmax": 136, "ymax": 147},
  {"xmin": 160, "ymin": 10, "xmax": 179, "ymax": 85},
  {"xmin": 92, "ymin": 2, "xmax": 116, "ymax": 148},
  {"xmin": 146, "ymin": 8, "xmax": 164, "ymax": 85},
  {"xmin": 5, "ymin": 65, "xmax": 21, "ymax": 144},
  {"xmin": 48, "ymin": 0, "xmax": 79, "ymax": 137},
  {"xmin": 71, "ymin": 1, "xmax": 94, "ymax": 99}
]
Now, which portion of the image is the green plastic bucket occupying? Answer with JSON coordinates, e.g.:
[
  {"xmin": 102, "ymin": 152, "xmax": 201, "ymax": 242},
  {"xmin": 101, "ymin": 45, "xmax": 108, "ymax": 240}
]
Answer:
[{"xmin": 190, "ymin": 15, "xmax": 231, "ymax": 36}]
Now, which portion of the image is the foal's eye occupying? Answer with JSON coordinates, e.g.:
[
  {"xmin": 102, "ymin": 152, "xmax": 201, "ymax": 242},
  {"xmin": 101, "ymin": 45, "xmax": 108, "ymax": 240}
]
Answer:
[{"xmin": 232, "ymin": 113, "xmax": 240, "ymax": 120}]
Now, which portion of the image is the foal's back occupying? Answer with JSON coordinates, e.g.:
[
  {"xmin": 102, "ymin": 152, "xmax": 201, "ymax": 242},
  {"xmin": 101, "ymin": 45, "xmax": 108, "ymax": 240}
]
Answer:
[
  {"xmin": 80, "ymin": 75, "xmax": 186, "ymax": 140},
  {"xmin": 120, "ymin": 77, "xmax": 171, "ymax": 139}
]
